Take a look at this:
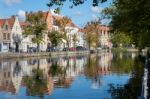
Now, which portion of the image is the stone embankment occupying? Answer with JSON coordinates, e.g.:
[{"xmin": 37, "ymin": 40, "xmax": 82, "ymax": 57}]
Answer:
[{"xmin": 0, "ymin": 51, "xmax": 90, "ymax": 59}]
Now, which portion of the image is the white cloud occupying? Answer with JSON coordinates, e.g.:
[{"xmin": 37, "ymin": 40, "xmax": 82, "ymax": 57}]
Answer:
[
  {"xmin": 17, "ymin": 10, "xmax": 25, "ymax": 21},
  {"xmin": 91, "ymin": 6, "xmax": 103, "ymax": 13},
  {"xmin": 4, "ymin": 0, "xmax": 21, "ymax": 6},
  {"xmin": 92, "ymin": 14, "xmax": 99, "ymax": 21},
  {"xmin": 73, "ymin": 11, "xmax": 82, "ymax": 17}
]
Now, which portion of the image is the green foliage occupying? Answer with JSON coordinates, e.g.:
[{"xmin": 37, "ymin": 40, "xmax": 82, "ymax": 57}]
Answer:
[
  {"xmin": 47, "ymin": 0, "xmax": 107, "ymax": 8},
  {"xmin": 54, "ymin": 17, "xmax": 72, "ymax": 47},
  {"xmin": 23, "ymin": 75, "xmax": 47, "ymax": 97},
  {"xmin": 108, "ymin": 55, "xmax": 144, "ymax": 99},
  {"xmin": 103, "ymin": 0, "xmax": 150, "ymax": 49},
  {"xmin": 84, "ymin": 21, "xmax": 100, "ymax": 49},
  {"xmin": 23, "ymin": 12, "xmax": 46, "ymax": 51},
  {"xmin": 111, "ymin": 32, "xmax": 132, "ymax": 47},
  {"xmin": 48, "ymin": 30, "xmax": 63, "ymax": 47}
]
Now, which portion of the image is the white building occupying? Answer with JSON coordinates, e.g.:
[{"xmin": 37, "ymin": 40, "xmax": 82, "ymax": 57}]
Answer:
[
  {"xmin": 0, "ymin": 18, "xmax": 12, "ymax": 52},
  {"xmin": 98, "ymin": 25, "xmax": 112, "ymax": 49},
  {"xmin": 10, "ymin": 16, "xmax": 23, "ymax": 51}
]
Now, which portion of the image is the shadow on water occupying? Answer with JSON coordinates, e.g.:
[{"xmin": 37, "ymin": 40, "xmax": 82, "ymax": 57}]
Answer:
[{"xmin": 107, "ymin": 53, "xmax": 145, "ymax": 99}]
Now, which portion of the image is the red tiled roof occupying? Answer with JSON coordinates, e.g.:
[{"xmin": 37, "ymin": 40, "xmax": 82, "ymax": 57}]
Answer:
[
  {"xmin": 0, "ymin": 19, "xmax": 6, "ymax": 26},
  {"xmin": 0, "ymin": 16, "xmax": 15, "ymax": 28},
  {"xmin": 7, "ymin": 17, "xmax": 15, "ymax": 28}
]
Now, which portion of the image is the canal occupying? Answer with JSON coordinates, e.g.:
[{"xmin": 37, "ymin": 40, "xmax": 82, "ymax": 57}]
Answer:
[{"xmin": 0, "ymin": 52, "xmax": 145, "ymax": 99}]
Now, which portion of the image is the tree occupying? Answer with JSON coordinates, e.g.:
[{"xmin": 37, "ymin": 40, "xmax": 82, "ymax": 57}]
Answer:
[
  {"xmin": 55, "ymin": 16, "xmax": 72, "ymax": 48},
  {"xmin": 111, "ymin": 32, "xmax": 132, "ymax": 47},
  {"xmin": 72, "ymin": 34, "xmax": 78, "ymax": 48},
  {"xmin": 47, "ymin": 0, "xmax": 107, "ymax": 8},
  {"xmin": 12, "ymin": 34, "xmax": 22, "ymax": 52},
  {"xmin": 84, "ymin": 21, "xmax": 100, "ymax": 50},
  {"xmin": 103, "ymin": 0, "xmax": 150, "ymax": 50},
  {"xmin": 48, "ymin": 30, "xmax": 63, "ymax": 47},
  {"xmin": 90, "ymin": 20, "xmax": 101, "ymax": 50},
  {"xmin": 23, "ymin": 12, "xmax": 46, "ymax": 52}
]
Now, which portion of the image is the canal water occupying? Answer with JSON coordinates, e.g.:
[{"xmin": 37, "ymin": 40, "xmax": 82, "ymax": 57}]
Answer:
[{"xmin": 0, "ymin": 52, "xmax": 144, "ymax": 99}]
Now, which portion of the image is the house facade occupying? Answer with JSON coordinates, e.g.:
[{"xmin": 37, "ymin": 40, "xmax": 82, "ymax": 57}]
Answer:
[
  {"xmin": 9, "ymin": 16, "xmax": 23, "ymax": 52},
  {"xmin": 0, "ymin": 19, "xmax": 11, "ymax": 52},
  {"xmin": 98, "ymin": 25, "xmax": 112, "ymax": 49}
]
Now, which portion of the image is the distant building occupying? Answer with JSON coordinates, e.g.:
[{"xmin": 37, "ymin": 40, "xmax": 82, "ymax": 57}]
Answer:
[
  {"xmin": 98, "ymin": 25, "xmax": 112, "ymax": 49},
  {"xmin": 0, "ymin": 18, "xmax": 12, "ymax": 52}
]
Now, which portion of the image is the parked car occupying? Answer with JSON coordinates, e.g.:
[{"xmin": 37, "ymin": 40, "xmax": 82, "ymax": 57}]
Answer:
[
  {"xmin": 28, "ymin": 47, "xmax": 38, "ymax": 52},
  {"xmin": 76, "ymin": 46, "xmax": 87, "ymax": 51},
  {"xmin": 46, "ymin": 47, "xmax": 55, "ymax": 52},
  {"xmin": 69, "ymin": 47, "xmax": 76, "ymax": 51},
  {"xmin": 63, "ymin": 47, "xmax": 69, "ymax": 51}
]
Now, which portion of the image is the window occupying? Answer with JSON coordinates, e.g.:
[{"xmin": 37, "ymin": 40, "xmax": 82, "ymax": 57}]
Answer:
[
  {"xmin": 7, "ymin": 33, "xmax": 10, "ymax": 40},
  {"xmin": 5, "ymin": 25, "xmax": 8, "ymax": 30},
  {"xmin": 3, "ymin": 33, "xmax": 6, "ymax": 40}
]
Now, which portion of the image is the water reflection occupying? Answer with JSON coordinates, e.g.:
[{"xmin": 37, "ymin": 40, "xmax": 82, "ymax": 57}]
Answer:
[{"xmin": 0, "ymin": 52, "xmax": 144, "ymax": 99}]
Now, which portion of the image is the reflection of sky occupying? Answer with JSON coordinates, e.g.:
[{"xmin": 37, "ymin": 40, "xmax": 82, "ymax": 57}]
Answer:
[
  {"xmin": 50, "ymin": 74, "xmax": 129, "ymax": 99},
  {"xmin": 0, "ymin": 52, "xmax": 138, "ymax": 99}
]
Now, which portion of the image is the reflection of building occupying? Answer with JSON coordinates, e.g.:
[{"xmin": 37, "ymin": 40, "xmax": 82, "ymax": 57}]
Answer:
[
  {"xmin": 0, "ymin": 60, "xmax": 22, "ymax": 94},
  {"xmin": 0, "ymin": 54, "xmax": 114, "ymax": 96},
  {"xmin": 98, "ymin": 26, "xmax": 112, "ymax": 49},
  {"xmin": 99, "ymin": 53, "xmax": 112, "ymax": 73}
]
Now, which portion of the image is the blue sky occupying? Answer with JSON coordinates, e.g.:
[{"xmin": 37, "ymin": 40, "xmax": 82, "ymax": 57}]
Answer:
[{"xmin": 0, "ymin": 0, "xmax": 112, "ymax": 27}]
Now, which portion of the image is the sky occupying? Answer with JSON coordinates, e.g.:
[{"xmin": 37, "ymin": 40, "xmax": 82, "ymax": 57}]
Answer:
[{"xmin": 0, "ymin": 0, "xmax": 112, "ymax": 27}]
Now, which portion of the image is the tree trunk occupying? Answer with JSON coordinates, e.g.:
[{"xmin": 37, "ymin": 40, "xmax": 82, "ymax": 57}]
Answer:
[
  {"xmin": 37, "ymin": 43, "xmax": 40, "ymax": 52},
  {"xmin": 15, "ymin": 42, "xmax": 19, "ymax": 52}
]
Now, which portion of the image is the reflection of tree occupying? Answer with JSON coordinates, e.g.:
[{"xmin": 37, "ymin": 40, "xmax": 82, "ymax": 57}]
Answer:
[
  {"xmin": 48, "ymin": 57, "xmax": 73, "ymax": 88},
  {"xmin": 48, "ymin": 58, "xmax": 64, "ymax": 77},
  {"xmin": 23, "ymin": 59, "xmax": 47, "ymax": 98},
  {"xmin": 84, "ymin": 55, "xmax": 101, "ymax": 87},
  {"xmin": 111, "ymin": 53, "xmax": 134, "ymax": 74},
  {"xmin": 13, "ymin": 61, "xmax": 21, "ymax": 76},
  {"xmin": 23, "ymin": 76, "xmax": 47, "ymax": 98},
  {"xmin": 107, "ymin": 56, "xmax": 144, "ymax": 99}
]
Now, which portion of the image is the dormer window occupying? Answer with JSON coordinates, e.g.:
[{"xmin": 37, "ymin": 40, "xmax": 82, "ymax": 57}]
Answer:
[{"xmin": 5, "ymin": 25, "xmax": 8, "ymax": 30}]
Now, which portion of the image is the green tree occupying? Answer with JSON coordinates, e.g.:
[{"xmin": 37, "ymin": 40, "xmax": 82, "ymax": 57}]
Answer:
[
  {"xmin": 47, "ymin": 0, "xmax": 107, "ymax": 8},
  {"xmin": 84, "ymin": 21, "xmax": 99, "ymax": 49},
  {"xmin": 111, "ymin": 32, "xmax": 132, "ymax": 47},
  {"xmin": 72, "ymin": 34, "xmax": 78, "ymax": 48},
  {"xmin": 48, "ymin": 30, "xmax": 63, "ymax": 47},
  {"xmin": 103, "ymin": 0, "xmax": 150, "ymax": 50},
  {"xmin": 55, "ymin": 16, "xmax": 72, "ymax": 48},
  {"xmin": 23, "ymin": 12, "xmax": 46, "ymax": 52}
]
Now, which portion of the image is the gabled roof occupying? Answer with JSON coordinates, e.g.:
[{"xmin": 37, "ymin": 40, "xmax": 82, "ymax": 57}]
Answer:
[
  {"xmin": 0, "ymin": 16, "xmax": 15, "ymax": 28},
  {"xmin": 7, "ymin": 17, "xmax": 15, "ymax": 28},
  {"xmin": 0, "ymin": 19, "xmax": 6, "ymax": 27}
]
